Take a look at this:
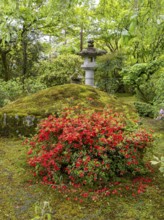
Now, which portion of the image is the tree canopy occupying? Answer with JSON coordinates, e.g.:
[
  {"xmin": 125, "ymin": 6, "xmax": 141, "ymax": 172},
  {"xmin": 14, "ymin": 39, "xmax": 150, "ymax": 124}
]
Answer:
[{"xmin": 0, "ymin": 0, "xmax": 163, "ymax": 111}]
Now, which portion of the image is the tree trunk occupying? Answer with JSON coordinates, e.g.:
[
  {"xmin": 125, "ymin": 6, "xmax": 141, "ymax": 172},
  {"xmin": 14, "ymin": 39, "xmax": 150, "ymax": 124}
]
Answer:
[
  {"xmin": 80, "ymin": 24, "xmax": 83, "ymax": 51},
  {"xmin": 21, "ymin": 27, "xmax": 28, "ymax": 90},
  {"xmin": 22, "ymin": 39, "xmax": 27, "ymax": 77},
  {"xmin": 1, "ymin": 51, "xmax": 10, "ymax": 81}
]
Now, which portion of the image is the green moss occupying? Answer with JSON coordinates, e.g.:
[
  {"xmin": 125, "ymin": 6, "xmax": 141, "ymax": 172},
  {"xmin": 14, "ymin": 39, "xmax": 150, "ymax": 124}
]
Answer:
[
  {"xmin": 0, "ymin": 84, "xmax": 136, "ymax": 137},
  {"xmin": 0, "ymin": 84, "xmax": 133, "ymax": 115}
]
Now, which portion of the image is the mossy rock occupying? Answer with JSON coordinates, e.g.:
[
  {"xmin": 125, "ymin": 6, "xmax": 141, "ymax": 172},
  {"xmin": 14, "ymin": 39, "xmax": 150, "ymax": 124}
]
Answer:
[
  {"xmin": 0, "ymin": 113, "xmax": 41, "ymax": 137},
  {"xmin": 0, "ymin": 84, "xmax": 135, "ymax": 137}
]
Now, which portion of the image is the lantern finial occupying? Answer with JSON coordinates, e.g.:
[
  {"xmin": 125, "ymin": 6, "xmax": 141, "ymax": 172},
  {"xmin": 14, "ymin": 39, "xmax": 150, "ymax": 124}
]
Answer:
[{"xmin": 88, "ymin": 39, "xmax": 94, "ymax": 48}]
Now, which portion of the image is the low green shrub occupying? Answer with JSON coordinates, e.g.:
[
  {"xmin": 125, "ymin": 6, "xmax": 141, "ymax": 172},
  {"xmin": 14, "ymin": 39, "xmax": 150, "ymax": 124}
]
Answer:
[
  {"xmin": 96, "ymin": 52, "xmax": 124, "ymax": 93},
  {"xmin": 121, "ymin": 60, "xmax": 163, "ymax": 103},
  {"xmin": 39, "ymin": 54, "xmax": 84, "ymax": 87},
  {"xmin": 0, "ymin": 79, "xmax": 22, "ymax": 107},
  {"xmin": 0, "ymin": 78, "xmax": 46, "ymax": 107},
  {"xmin": 153, "ymin": 71, "xmax": 164, "ymax": 112},
  {"xmin": 134, "ymin": 102, "xmax": 154, "ymax": 118}
]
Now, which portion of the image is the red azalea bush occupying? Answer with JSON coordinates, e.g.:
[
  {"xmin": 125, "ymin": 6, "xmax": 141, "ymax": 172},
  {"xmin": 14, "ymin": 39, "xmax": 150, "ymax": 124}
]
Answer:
[{"xmin": 26, "ymin": 107, "xmax": 154, "ymax": 189}]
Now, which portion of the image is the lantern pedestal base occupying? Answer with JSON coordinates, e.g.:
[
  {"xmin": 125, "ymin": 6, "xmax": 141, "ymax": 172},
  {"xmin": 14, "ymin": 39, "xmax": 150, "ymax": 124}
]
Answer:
[{"xmin": 85, "ymin": 70, "xmax": 94, "ymax": 86}]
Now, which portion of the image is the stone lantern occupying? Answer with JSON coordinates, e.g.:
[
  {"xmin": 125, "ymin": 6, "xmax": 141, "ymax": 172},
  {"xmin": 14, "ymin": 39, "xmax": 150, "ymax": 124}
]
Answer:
[{"xmin": 78, "ymin": 39, "xmax": 106, "ymax": 86}]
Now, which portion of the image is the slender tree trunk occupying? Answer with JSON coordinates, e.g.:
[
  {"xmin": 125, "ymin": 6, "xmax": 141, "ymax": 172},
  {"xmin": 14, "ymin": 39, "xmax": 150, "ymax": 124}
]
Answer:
[
  {"xmin": 1, "ymin": 51, "xmax": 10, "ymax": 81},
  {"xmin": 80, "ymin": 24, "xmax": 83, "ymax": 51},
  {"xmin": 21, "ymin": 26, "xmax": 28, "ymax": 90},
  {"xmin": 22, "ymin": 40, "xmax": 27, "ymax": 77}
]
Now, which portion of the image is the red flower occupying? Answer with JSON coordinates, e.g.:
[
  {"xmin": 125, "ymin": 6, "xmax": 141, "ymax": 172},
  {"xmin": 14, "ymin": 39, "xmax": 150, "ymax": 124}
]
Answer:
[
  {"xmin": 27, "ymin": 149, "xmax": 33, "ymax": 155},
  {"xmin": 81, "ymin": 192, "xmax": 89, "ymax": 198}
]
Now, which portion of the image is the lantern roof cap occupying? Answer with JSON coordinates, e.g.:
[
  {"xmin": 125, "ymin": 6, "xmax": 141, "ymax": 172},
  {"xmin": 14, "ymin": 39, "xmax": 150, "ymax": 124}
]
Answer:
[{"xmin": 78, "ymin": 39, "xmax": 107, "ymax": 57}]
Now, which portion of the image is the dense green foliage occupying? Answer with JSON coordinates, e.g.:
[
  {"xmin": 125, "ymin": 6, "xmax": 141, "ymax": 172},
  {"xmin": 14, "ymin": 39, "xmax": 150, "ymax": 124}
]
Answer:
[
  {"xmin": 95, "ymin": 52, "xmax": 124, "ymax": 93},
  {"xmin": 39, "ymin": 54, "xmax": 84, "ymax": 86},
  {"xmin": 134, "ymin": 102, "xmax": 154, "ymax": 118},
  {"xmin": 0, "ymin": 54, "xmax": 83, "ymax": 107},
  {"xmin": 0, "ymin": 78, "xmax": 46, "ymax": 107},
  {"xmin": 121, "ymin": 59, "xmax": 164, "ymax": 101},
  {"xmin": 0, "ymin": 0, "xmax": 163, "ymax": 111}
]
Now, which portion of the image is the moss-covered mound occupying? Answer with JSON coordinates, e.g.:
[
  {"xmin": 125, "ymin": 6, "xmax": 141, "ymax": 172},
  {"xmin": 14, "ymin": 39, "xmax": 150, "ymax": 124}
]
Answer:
[{"xmin": 0, "ymin": 84, "xmax": 135, "ymax": 137}]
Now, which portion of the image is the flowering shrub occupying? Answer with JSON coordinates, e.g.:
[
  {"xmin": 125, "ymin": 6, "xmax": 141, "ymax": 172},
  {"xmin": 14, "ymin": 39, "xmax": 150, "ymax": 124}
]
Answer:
[{"xmin": 26, "ymin": 107, "xmax": 154, "ymax": 192}]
